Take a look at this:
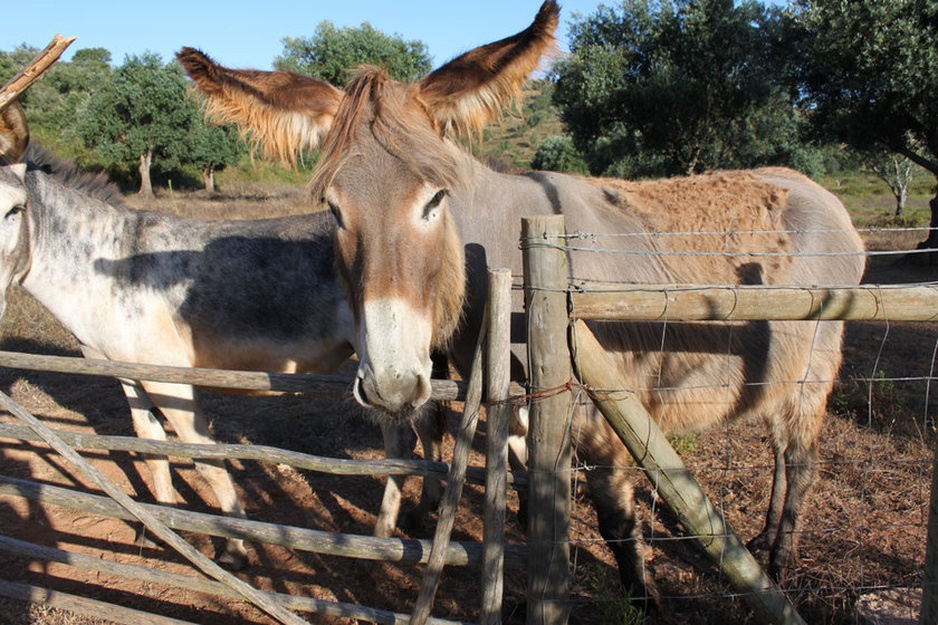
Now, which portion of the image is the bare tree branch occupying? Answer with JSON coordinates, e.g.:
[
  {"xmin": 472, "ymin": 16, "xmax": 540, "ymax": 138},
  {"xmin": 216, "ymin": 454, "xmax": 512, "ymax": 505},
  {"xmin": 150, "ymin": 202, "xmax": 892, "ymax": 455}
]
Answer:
[{"xmin": 0, "ymin": 34, "xmax": 76, "ymax": 111}]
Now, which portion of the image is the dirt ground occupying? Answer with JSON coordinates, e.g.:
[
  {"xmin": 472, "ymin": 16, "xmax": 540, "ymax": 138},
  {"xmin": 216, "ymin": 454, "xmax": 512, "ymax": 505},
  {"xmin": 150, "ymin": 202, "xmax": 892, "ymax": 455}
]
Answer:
[{"xmin": 0, "ymin": 190, "xmax": 934, "ymax": 625}]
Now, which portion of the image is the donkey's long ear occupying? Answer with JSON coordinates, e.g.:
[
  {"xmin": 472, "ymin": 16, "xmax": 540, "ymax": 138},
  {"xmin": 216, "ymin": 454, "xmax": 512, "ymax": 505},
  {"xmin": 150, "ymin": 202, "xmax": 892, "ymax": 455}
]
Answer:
[
  {"xmin": 177, "ymin": 47, "xmax": 343, "ymax": 164},
  {"xmin": 417, "ymin": 0, "xmax": 559, "ymax": 137},
  {"xmin": 0, "ymin": 34, "xmax": 74, "ymax": 164}
]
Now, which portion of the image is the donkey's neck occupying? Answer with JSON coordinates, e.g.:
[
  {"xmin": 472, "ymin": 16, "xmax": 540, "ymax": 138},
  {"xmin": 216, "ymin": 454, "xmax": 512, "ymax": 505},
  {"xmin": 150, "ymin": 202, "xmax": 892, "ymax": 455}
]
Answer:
[
  {"xmin": 25, "ymin": 170, "xmax": 137, "ymax": 275},
  {"xmin": 450, "ymin": 154, "xmax": 565, "ymax": 273},
  {"xmin": 21, "ymin": 170, "xmax": 144, "ymax": 345}
]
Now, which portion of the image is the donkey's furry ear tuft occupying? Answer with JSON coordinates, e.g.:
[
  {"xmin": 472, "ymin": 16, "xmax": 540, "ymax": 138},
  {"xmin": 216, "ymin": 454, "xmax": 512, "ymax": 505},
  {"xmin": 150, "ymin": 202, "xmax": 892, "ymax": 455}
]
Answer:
[
  {"xmin": 177, "ymin": 47, "xmax": 344, "ymax": 165},
  {"xmin": 0, "ymin": 101, "xmax": 29, "ymax": 165},
  {"xmin": 417, "ymin": 0, "xmax": 559, "ymax": 137},
  {"xmin": 10, "ymin": 162, "xmax": 27, "ymax": 181}
]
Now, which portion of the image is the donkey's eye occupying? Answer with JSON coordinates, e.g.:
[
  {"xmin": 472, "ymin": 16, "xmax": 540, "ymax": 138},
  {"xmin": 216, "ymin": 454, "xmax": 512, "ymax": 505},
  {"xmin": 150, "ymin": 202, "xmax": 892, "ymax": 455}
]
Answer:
[
  {"xmin": 422, "ymin": 190, "xmax": 447, "ymax": 221},
  {"xmin": 327, "ymin": 200, "xmax": 344, "ymax": 229},
  {"xmin": 5, "ymin": 204, "xmax": 25, "ymax": 219}
]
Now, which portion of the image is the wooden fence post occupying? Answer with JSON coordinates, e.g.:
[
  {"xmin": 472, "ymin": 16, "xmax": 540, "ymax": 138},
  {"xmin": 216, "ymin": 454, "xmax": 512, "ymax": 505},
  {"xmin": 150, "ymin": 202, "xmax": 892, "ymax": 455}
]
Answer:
[
  {"xmin": 571, "ymin": 320, "xmax": 806, "ymax": 625},
  {"xmin": 522, "ymin": 216, "xmax": 573, "ymax": 625},
  {"xmin": 483, "ymin": 268, "xmax": 513, "ymax": 625},
  {"xmin": 921, "ymin": 437, "xmax": 938, "ymax": 624}
]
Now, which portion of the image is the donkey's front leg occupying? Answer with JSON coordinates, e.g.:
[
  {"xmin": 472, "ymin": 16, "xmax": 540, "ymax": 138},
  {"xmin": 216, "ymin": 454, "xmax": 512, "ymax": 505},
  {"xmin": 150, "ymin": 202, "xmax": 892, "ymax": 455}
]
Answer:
[
  {"xmin": 118, "ymin": 379, "xmax": 175, "ymax": 506},
  {"xmin": 141, "ymin": 380, "xmax": 249, "ymax": 569},
  {"xmin": 375, "ymin": 419, "xmax": 418, "ymax": 537},
  {"xmin": 401, "ymin": 401, "xmax": 448, "ymax": 533}
]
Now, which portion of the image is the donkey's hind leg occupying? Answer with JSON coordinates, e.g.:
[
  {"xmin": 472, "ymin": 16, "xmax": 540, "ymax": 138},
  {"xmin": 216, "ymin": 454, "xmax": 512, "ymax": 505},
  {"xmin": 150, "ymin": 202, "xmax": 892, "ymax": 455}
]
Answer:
[
  {"xmin": 747, "ymin": 443, "xmax": 786, "ymax": 555},
  {"xmin": 763, "ymin": 388, "xmax": 828, "ymax": 583},
  {"xmin": 116, "ymin": 378, "xmax": 175, "ymax": 549},
  {"xmin": 140, "ymin": 380, "xmax": 249, "ymax": 569},
  {"xmin": 576, "ymin": 406, "xmax": 660, "ymax": 610}
]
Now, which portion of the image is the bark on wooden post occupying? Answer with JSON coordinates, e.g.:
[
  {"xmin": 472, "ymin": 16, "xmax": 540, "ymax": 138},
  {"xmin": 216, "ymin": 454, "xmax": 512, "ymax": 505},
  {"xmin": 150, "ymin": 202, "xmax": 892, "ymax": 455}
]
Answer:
[
  {"xmin": 483, "ymin": 268, "xmax": 512, "ymax": 625},
  {"xmin": 571, "ymin": 319, "xmax": 806, "ymax": 625},
  {"xmin": 920, "ymin": 437, "xmax": 938, "ymax": 625},
  {"xmin": 522, "ymin": 216, "xmax": 573, "ymax": 625}
]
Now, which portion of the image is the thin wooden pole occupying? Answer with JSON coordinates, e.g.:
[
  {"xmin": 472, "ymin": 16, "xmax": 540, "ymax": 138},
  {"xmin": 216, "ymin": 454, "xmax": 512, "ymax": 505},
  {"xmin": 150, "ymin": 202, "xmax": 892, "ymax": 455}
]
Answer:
[
  {"xmin": 920, "ymin": 434, "xmax": 938, "ymax": 625},
  {"xmin": 0, "ymin": 536, "xmax": 469, "ymax": 625},
  {"xmin": 482, "ymin": 268, "xmax": 513, "ymax": 625},
  {"xmin": 0, "ymin": 350, "xmax": 470, "ymax": 401},
  {"xmin": 0, "ymin": 474, "xmax": 526, "ymax": 567},
  {"xmin": 0, "ymin": 423, "xmax": 529, "ymax": 488},
  {"xmin": 522, "ymin": 215, "xmax": 573, "ymax": 625},
  {"xmin": 571, "ymin": 320, "xmax": 806, "ymax": 625},
  {"xmin": 411, "ymin": 307, "xmax": 487, "ymax": 625},
  {"xmin": 0, "ymin": 580, "xmax": 197, "ymax": 625}
]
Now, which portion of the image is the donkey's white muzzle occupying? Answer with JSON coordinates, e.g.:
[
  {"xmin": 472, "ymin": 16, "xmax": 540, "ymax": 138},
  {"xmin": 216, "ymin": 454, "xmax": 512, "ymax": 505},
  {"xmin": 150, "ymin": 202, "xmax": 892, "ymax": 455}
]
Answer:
[{"xmin": 352, "ymin": 298, "xmax": 434, "ymax": 417}]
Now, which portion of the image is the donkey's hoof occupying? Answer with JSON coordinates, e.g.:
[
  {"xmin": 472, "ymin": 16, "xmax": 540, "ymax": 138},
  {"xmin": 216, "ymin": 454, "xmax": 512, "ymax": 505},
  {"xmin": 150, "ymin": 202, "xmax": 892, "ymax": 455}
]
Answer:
[
  {"xmin": 746, "ymin": 531, "xmax": 771, "ymax": 554},
  {"xmin": 628, "ymin": 580, "xmax": 661, "ymax": 614},
  {"xmin": 134, "ymin": 527, "xmax": 160, "ymax": 550},
  {"xmin": 217, "ymin": 546, "xmax": 249, "ymax": 571},
  {"xmin": 768, "ymin": 549, "xmax": 799, "ymax": 585}
]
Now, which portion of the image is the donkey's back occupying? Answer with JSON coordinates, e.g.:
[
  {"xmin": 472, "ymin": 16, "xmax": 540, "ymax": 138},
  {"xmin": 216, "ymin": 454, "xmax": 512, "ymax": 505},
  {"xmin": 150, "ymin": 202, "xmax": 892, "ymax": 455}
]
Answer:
[{"xmin": 89, "ymin": 208, "xmax": 353, "ymax": 373}]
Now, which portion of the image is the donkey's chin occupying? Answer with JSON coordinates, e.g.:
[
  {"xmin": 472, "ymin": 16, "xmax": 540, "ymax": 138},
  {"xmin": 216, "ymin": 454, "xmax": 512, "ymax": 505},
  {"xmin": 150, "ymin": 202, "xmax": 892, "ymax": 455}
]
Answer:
[{"xmin": 353, "ymin": 373, "xmax": 432, "ymax": 423}]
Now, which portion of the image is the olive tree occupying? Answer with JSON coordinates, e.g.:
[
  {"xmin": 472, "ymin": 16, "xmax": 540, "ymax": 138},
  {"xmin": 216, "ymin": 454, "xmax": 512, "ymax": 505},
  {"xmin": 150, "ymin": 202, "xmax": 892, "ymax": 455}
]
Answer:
[
  {"xmin": 275, "ymin": 21, "xmax": 431, "ymax": 86},
  {"xmin": 75, "ymin": 53, "xmax": 194, "ymax": 197},
  {"xmin": 552, "ymin": 0, "xmax": 808, "ymax": 178},
  {"xmin": 797, "ymin": 0, "xmax": 938, "ymax": 245},
  {"xmin": 186, "ymin": 118, "xmax": 242, "ymax": 193}
]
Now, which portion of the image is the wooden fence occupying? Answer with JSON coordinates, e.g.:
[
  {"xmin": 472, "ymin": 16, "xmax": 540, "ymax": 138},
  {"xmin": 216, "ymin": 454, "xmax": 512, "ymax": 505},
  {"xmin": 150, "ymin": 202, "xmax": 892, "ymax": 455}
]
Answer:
[{"xmin": 0, "ymin": 269, "xmax": 525, "ymax": 625}]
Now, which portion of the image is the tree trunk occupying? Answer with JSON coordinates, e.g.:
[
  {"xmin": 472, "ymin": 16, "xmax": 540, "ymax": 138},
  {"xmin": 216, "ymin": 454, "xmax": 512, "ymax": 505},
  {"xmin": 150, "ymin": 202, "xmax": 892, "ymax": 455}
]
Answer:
[
  {"xmin": 895, "ymin": 185, "xmax": 908, "ymax": 221},
  {"xmin": 928, "ymin": 190, "xmax": 938, "ymax": 248},
  {"xmin": 137, "ymin": 149, "xmax": 154, "ymax": 198},
  {"xmin": 917, "ymin": 185, "xmax": 938, "ymax": 260},
  {"xmin": 202, "ymin": 166, "xmax": 215, "ymax": 193}
]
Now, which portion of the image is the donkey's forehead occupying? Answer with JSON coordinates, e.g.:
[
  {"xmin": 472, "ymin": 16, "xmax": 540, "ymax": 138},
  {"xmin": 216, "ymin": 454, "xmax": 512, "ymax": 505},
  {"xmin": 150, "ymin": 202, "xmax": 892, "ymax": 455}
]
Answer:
[
  {"xmin": 312, "ymin": 74, "xmax": 463, "ymax": 201},
  {"xmin": 326, "ymin": 148, "xmax": 428, "ymax": 203}
]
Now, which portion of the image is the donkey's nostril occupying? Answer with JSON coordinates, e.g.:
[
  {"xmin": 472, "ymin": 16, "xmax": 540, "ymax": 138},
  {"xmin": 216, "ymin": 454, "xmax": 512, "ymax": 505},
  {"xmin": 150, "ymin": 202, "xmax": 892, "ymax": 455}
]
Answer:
[
  {"xmin": 352, "ymin": 374, "xmax": 375, "ymax": 409},
  {"xmin": 410, "ymin": 373, "xmax": 432, "ymax": 409}
]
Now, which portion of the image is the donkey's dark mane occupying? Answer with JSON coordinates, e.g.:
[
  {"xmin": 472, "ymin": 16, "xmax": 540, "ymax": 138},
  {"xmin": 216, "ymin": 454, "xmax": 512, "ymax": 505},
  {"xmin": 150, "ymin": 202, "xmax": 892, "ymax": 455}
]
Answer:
[{"xmin": 24, "ymin": 143, "xmax": 127, "ymax": 208}]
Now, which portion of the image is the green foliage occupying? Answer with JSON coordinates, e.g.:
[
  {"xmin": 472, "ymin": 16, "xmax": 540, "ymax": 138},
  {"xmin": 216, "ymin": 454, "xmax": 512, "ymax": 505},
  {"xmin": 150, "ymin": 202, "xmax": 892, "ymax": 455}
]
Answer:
[
  {"xmin": 798, "ymin": 0, "xmax": 938, "ymax": 244},
  {"xmin": 586, "ymin": 567, "xmax": 646, "ymax": 625},
  {"xmin": 531, "ymin": 135, "xmax": 589, "ymax": 174},
  {"xmin": 186, "ymin": 116, "xmax": 243, "ymax": 175},
  {"xmin": 73, "ymin": 53, "xmax": 195, "ymax": 192},
  {"xmin": 275, "ymin": 21, "xmax": 431, "ymax": 86},
  {"xmin": 668, "ymin": 433, "xmax": 699, "ymax": 455},
  {"xmin": 0, "ymin": 46, "xmax": 111, "ymax": 157},
  {"xmin": 798, "ymin": 0, "xmax": 938, "ymax": 176},
  {"xmin": 830, "ymin": 369, "xmax": 914, "ymax": 436},
  {"xmin": 552, "ymin": 0, "xmax": 806, "ymax": 178}
]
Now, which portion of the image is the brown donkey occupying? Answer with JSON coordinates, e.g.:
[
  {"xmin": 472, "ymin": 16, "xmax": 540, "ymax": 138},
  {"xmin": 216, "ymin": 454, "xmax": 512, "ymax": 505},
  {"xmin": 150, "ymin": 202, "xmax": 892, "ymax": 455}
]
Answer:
[{"xmin": 179, "ymin": 0, "xmax": 865, "ymax": 604}]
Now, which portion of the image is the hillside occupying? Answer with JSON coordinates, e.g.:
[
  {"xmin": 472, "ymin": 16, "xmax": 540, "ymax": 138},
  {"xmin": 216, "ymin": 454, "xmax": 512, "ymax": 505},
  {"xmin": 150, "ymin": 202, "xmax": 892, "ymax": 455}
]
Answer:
[{"xmin": 476, "ymin": 79, "xmax": 564, "ymax": 171}]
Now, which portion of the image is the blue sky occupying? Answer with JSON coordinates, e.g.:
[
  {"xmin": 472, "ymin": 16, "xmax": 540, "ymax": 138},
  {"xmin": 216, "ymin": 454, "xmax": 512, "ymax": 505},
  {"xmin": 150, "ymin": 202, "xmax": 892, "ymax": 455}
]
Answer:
[{"xmin": 2, "ymin": 1, "xmax": 788, "ymax": 72}]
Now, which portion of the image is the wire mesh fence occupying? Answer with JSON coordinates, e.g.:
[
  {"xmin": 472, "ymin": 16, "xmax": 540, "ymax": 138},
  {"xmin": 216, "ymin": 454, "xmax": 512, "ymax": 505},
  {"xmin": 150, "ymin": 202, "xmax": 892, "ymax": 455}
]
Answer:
[{"xmin": 532, "ymin": 220, "xmax": 935, "ymax": 624}]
